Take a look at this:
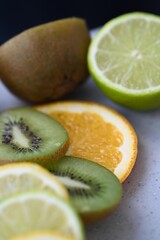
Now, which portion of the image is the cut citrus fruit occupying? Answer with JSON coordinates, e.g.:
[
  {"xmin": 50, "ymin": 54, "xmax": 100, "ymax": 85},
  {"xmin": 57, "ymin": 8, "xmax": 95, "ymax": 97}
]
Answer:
[
  {"xmin": 10, "ymin": 231, "xmax": 75, "ymax": 240},
  {"xmin": 88, "ymin": 12, "xmax": 160, "ymax": 110},
  {"xmin": 0, "ymin": 191, "xmax": 85, "ymax": 240},
  {"xmin": 35, "ymin": 101, "xmax": 138, "ymax": 183},
  {"xmin": 0, "ymin": 162, "xmax": 69, "ymax": 200}
]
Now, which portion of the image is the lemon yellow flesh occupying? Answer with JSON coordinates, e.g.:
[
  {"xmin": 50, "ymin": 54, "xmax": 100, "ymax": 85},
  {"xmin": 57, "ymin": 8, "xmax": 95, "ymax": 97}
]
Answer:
[{"xmin": 0, "ymin": 191, "xmax": 85, "ymax": 240}]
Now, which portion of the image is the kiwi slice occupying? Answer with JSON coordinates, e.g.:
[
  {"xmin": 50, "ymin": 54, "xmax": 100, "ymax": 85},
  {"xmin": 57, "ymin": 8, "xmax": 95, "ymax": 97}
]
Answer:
[
  {"xmin": 0, "ymin": 107, "xmax": 69, "ymax": 165},
  {"xmin": 45, "ymin": 156, "xmax": 122, "ymax": 223}
]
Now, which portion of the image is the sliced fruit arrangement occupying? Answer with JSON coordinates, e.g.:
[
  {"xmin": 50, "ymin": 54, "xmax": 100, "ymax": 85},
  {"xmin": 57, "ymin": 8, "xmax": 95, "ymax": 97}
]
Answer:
[
  {"xmin": 88, "ymin": 12, "xmax": 160, "ymax": 110},
  {"xmin": 0, "ymin": 191, "xmax": 85, "ymax": 240},
  {"xmin": 0, "ymin": 107, "xmax": 68, "ymax": 165},
  {"xmin": 0, "ymin": 17, "xmax": 90, "ymax": 102},
  {"xmin": 10, "ymin": 231, "xmax": 75, "ymax": 240},
  {"xmin": 0, "ymin": 162, "xmax": 69, "ymax": 200},
  {"xmin": 36, "ymin": 101, "xmax": 138, "ymax": 183},
  {"xmin": 46, "ymin": 156, "xmax": 122, "ymax": 223},
  {"xmin": 0, "ymin": 11, "xmax": 146, "ymax": 240}
]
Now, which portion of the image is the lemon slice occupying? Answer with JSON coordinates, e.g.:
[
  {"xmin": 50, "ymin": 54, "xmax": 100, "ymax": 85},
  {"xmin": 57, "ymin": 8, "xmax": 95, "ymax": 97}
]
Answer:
[
  {"xmin": 10, "ymin": 231, "xmax": 75, "ymax": 240},
  {"xmin": 88, "ymin": 12, "xmax": 160, "ymax": 110},
  {"xmin": 0, "ymin": 191, "xmax": 85, "ymax": 240},
  {"xmin": 0, "ymin": 162, "xmax": 69, "ymax": 200},
  {"xmin": 35, "ymin": 101, "xmax": 138, "ymax": 183}
]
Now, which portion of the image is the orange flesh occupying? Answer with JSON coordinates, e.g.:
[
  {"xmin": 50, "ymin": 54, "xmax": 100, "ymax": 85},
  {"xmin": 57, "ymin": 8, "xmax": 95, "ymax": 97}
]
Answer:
[{"xmin": 51, "ymin": 112, "xmax": 123, "ymax": 172}]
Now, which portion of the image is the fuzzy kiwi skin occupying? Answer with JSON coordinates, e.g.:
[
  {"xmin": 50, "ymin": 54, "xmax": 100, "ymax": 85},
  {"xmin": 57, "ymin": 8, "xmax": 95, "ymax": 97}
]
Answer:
[
  {"xmin": 77, "ymin": 189, "xmax": 122, "ymax": 224},
  {"xmin": 82, "ymin": 202, "xmax": 121, "ymax": 224},
  {"xmin": 0, "ymin": 18, "xmax": 90, "ymax": 103}
]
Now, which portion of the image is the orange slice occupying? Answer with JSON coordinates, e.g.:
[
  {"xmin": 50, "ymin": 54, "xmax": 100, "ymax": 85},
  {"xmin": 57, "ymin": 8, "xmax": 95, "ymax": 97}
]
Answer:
[{"xmin": 35, "ymin": 101, "xmax": 138, "ymax": 183}]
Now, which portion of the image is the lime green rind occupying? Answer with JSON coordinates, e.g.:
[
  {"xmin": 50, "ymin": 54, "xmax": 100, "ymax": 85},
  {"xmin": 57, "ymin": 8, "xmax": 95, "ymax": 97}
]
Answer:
[
  {"xmin": 92, "ymin": 77, "xmax": 160, "ymax": 110},
  {"xmin": 93, "ymin": 12, "xmax": 160, "ymax": 35},
  {"xmin": 88, "ymin": 12, "xmax": 160, "ymax": 110}
]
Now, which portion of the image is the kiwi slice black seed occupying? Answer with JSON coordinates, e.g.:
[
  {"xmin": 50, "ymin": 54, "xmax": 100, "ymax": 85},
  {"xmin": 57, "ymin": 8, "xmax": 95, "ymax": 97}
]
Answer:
[
  {"xmin": 45, "ymin": 156, "xmax": 122, "ymax": 223},
  {"xmin": 0, "ymin": 107, "xmax": 69, "ymax": 165}
]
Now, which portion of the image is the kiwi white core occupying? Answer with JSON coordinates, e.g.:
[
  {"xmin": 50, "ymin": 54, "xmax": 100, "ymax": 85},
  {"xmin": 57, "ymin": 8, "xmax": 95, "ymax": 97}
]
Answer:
[
  {"xmin": 57, "ymin": 176, "xmax": 90, "ymax": 190},
  {"xmin": 12, "ymin": 126, "xmax": 30, "ymax": 148}
]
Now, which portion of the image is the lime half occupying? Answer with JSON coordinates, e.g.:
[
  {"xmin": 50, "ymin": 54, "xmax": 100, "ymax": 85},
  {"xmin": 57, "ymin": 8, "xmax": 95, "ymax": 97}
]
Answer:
[
  {"xmin": 0, "ymin": 191, "xmax": 85, "ymax": 240},
  {"xmin": 88, "ymin": 12, "xmax": 160, "ymax": 110}
]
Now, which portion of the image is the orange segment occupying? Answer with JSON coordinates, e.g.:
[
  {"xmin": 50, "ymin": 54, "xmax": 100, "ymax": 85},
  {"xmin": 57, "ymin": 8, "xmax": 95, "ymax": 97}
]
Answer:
[
  {"xmin": 52, "ymin": 112, "xmax": 123, "ymax": 172},
  {"xmin": 35, "ymin": 101, "xmax": 138, "ymax": 183}
]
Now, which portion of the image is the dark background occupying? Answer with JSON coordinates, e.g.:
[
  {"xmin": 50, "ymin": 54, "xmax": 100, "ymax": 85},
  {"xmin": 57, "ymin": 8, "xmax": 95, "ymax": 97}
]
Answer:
[{"xmin": 1, "ymin": 1, "xmax": 160, "ymax": 44}]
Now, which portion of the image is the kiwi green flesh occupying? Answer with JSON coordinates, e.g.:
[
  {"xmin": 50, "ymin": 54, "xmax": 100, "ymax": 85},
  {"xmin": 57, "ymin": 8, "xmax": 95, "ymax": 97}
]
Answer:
[
  {"xmin": 0, "ymin": 107, "xmax": 68, "ymax": 164},
  {"xmin": 45, "ymin": 156, "xmax": 122, "ymax": 222}
]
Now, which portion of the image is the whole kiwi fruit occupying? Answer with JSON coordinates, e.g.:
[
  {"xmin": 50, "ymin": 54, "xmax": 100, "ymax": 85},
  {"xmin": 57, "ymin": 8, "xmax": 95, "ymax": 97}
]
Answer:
[{"xmin": 0, "ymin": 18, "xmax": 90, "ymax": 102}]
